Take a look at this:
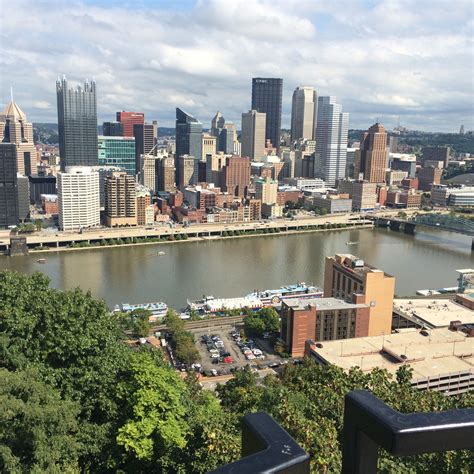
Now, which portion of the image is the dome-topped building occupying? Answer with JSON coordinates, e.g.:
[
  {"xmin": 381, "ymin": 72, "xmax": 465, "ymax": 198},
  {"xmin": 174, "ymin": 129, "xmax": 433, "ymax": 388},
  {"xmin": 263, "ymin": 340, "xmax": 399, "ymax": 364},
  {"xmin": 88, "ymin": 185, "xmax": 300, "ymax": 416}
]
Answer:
[{"xmin": 0, "ymin": 99, "xmax": 37, "ymax": 175}]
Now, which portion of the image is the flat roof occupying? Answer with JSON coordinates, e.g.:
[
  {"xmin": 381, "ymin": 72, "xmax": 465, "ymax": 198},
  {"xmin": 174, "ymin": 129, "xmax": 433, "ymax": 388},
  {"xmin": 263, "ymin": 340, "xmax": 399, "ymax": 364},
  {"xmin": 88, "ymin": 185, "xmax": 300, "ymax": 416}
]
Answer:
[
  {"xmin": 308, "ymin": 328, "xmax": 473, "ymax": 381},
  {"xmin": 393, "ymin": 298, "xmax": 474, "ymax": 327},
  {"xmin": 284, "ymin": 297, "xmax": 367, "ymax": 311}
]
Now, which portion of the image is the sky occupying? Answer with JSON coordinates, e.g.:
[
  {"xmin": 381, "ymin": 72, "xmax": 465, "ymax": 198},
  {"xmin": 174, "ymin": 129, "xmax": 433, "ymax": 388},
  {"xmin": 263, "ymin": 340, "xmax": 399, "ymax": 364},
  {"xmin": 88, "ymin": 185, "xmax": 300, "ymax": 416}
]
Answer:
[{"xmin": 1, "ymin": 0, "xmax": 473, "ymax": 132}]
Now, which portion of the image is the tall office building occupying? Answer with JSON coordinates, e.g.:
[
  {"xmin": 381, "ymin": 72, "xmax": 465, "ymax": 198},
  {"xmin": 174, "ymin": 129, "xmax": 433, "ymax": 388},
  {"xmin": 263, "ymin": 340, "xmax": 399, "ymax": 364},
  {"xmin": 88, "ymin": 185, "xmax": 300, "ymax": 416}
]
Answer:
[
  {"xmin": 255, "ymin": 176, "xmax": 278, "ymax": 205},
  {"xmin": 221, "ymin": 155, "xmax": 250, "ymax": 197},
  {"xmin": 98, "ymin": 136, "xmax": 136, "ymax": 176},
  {"xmin": 156, "ymin": 156, "xmax": 175, "ymax": 192},
  {"xmin": 56, "ymin": 77, "xmax": 98, "ymax": 170},
  {"xmin": 134, "ymin": 121, "xmax": 158, "ymax": 174},
  {"xmin": 175, "ymin": 108, "xmax": 202, "ymax": 183},
  {"xmin": 314, "ymin": 96, "xmax": 349, "ymax": 186},
  {"xmin": 116, "ymin": 111, "xmax": 144, "ymax": 137},
  {"xmin": 206, "ymin": 152, "xmax": 228, "ymax": 185},
  {"xmin": 104, "ymin": 171, "xmax": 137, "ymax": 227},
  {"xmin": 219, "ymin": 123, "xmax": 236, "ymax": 155},
  {"xmin": 241, "ymin": 110, "xmax": 266, "ymax": 160},
  {"xmin": 0, "ymin": 144, "xmax": 19, "ymax": 227},
  {"xmin": 178, "ymin": 154, "xmax": 197, "ymax": 188},
  {"xmin": 57, "ymin": 166, "xmax": 100, "ymax": 231},
  {"xmin": 290, "ymin": 86, "xmax": 317, "ymax": 141},
  {"xmin": 358, "ymin": 123, "xmax": 389, "ymax": 183},
  {"xmin": 251, "ymin": 77, "xmax": 283, "ymax": 149},
  {"xmin": 210, "ymin": 111, "xmax": 225, "ymax": 137},
  {"xmin": 102, "ymin": 121, "xmax": 123, "ymax": 137},
  {"xmin": 140, "ymin": 154, "xmax": 159, "ymax": 192},
  {"xmin": 202, "ymin": 133, "xmax": 217, "ymax": 158},
  {"xmin": 0, "ymin": 100, "xmax": 37, "ymax": 175}
]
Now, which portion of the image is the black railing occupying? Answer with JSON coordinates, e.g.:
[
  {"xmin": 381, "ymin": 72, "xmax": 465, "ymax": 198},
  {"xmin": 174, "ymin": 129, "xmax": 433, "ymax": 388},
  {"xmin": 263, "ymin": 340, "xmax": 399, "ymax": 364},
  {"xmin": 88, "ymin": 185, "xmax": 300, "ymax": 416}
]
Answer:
[{"xmin": 211, "ymin": 390, "xmax": 474, "ymax": 474}]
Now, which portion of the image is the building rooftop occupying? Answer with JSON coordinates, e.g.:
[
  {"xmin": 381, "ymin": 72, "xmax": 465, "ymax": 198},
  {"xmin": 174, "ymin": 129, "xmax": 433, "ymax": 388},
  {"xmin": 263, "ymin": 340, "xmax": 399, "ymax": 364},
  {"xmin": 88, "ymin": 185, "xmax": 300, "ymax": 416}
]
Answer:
[
  {"xmin": 332, "ymin": 254, "xmax": 393, "ymax": 279},
  {"xmin": 307, "ymin": 328, "xmax": 473, "ymax": 382},
  {"xmin": 393, "ymin": 298, "xmax": 474, "ymax": 328},
  {"xmin": 283, "ymin": 296, "xmax": 367, "ymax": 311}
]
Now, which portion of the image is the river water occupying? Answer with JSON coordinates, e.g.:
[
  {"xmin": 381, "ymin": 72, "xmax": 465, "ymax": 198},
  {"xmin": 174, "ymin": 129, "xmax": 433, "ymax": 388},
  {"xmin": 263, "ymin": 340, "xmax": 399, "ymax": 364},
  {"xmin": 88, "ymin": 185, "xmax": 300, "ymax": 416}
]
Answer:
[{"xmin": 0, "ymin": 227, "xmax": 472, "ymax": 309}]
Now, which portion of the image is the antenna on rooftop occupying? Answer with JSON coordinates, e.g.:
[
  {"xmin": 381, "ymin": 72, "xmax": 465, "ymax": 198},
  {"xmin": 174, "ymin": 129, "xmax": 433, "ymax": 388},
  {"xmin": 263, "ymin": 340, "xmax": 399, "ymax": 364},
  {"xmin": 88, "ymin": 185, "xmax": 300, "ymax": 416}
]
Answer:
[{"xmin": 10, "ymin": 86, "xmax": 13, "ymax": 102}]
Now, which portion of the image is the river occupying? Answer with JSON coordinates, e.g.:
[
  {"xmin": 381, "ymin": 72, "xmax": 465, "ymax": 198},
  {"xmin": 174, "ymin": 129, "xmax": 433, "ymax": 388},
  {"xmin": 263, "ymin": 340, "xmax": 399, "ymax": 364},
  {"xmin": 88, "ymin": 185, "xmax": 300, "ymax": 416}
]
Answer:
[{"xmin": 0, "ymin": 227, "xmax": 472, "ymax": 309}]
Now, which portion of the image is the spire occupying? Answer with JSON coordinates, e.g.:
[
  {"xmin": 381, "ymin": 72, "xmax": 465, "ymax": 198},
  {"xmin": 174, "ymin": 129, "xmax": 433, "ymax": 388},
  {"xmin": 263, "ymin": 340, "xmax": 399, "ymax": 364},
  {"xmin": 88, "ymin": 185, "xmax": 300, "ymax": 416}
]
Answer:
[{"xmin": 10, "ymin": 86, "xmax": 13, "ymax": 102}]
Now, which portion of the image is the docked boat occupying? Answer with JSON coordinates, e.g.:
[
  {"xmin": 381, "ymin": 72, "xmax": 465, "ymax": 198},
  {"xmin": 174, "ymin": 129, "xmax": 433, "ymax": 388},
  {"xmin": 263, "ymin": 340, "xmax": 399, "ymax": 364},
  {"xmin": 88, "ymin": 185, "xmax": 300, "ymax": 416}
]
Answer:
[
  {"xmin": 36, "ymin": 258, "xmax": 47, "ymax": 264},
  {"xmin": 346, "ymin": 241, "xmax": 358, "ymax": 245},
  {"xmin": 246, "ymin": 282, "xmax": 323, "ymax": 306},
  {"xmin": 120, "ymin": 301, "xmax": 168, "ymax": 322},
  {"xmin": 157, "ymin": 251, "xmax": 166, "ymax": 256}
]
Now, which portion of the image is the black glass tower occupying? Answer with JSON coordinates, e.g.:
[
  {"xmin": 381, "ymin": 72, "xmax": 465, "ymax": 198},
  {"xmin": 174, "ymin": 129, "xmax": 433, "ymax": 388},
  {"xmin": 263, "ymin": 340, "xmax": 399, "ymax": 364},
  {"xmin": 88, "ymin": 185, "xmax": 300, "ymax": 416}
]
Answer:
[
  {"xmin": 0, "ymin": 143, "xmax": 19, "ymax": 227},
  {"xmin": 56, "ymin": 77, "xmax": 98, "ymax": 170},
  {"xmin": 175, "ymin": 108, "xmax": 202, "ymax": 183},
  {"xmin": 251, "ymin": 77, "xmax": 283, "ymax": 149}
]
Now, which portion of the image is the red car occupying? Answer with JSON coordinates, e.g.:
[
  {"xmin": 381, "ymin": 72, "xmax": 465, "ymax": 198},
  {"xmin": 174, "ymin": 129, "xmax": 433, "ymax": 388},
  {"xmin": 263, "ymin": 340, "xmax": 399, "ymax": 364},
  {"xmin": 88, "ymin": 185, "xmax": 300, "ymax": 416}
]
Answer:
[{"xmin": 223, "ymin": 356, "xmax": 233, "ymax": 364}]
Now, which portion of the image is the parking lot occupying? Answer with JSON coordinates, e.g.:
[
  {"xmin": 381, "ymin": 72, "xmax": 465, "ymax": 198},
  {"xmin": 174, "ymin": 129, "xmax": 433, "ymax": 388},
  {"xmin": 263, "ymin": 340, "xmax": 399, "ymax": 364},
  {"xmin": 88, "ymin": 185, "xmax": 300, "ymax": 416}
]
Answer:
[{"xmin": 192, "ymin": 326, "xmax": 285, "ymax": 376}]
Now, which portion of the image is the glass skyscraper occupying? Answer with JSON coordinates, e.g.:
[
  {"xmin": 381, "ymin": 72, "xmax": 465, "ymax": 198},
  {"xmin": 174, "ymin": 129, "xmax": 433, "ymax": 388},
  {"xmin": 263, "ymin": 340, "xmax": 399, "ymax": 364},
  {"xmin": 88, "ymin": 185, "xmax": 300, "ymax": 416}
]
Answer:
[
  {"xmin": 56, "ymin": 77, "xmax": 98, "ymax": 170},
  {"xmin": 251, "ymin": 77, "xmax": 283, "ymax": 150},
  {"xmin": 175, "ymin": 108, "xmax": 202, "ymax": 183},
  {"xmin": 98, "ymin": 136, "xmax": 136, "ymax": 176}
]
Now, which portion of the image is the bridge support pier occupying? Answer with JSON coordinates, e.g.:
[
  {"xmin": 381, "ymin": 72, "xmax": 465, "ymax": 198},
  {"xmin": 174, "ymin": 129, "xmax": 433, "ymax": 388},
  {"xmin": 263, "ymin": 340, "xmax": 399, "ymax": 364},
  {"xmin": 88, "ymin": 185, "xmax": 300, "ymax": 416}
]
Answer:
[
  {"xmin": 472, "ymin": 238, "xmax": 474, "ymax": 252},
  {"xmin": 403, "ymin": 223, "xmax": 416, "ymax": 235},
  {"xmin": 389, "ymin": 221, "xmax": 401, "ymax": 232}
]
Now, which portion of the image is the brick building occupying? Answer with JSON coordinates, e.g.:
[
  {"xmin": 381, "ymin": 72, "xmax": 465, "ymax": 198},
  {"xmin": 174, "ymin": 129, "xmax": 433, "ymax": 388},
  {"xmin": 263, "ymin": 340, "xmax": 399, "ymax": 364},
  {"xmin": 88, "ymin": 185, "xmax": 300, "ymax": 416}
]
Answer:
[
  {"xmin": 418, "ymin": 166, "xmax": 442, "ymax": 191},
  {"xmin": 221, "ymin": 155, "xmax": 251, "ymax": 197}
]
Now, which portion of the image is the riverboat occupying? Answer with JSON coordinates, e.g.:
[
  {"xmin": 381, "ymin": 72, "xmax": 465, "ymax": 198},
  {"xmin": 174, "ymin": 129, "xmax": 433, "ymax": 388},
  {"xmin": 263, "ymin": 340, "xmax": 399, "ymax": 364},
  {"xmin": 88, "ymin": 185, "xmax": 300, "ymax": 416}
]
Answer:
[
  {"xmin": 119, "ymin": 301, "xmax": 168, "ymax": 322},
  {"xmin": 246, "ymin": 282, "xmax": 323, "ymax": 306}
]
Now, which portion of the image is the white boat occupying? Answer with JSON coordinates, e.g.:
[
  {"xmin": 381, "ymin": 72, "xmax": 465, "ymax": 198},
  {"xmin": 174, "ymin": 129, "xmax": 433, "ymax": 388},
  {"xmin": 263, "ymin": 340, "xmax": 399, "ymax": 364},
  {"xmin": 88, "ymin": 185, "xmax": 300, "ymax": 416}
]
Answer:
[
  {"xmin": 346, "ymin": 241, "xmax": 358, "ymax": 245},
  {"xmin": 121, "ymin": 301, "xmax": 168, "ymax": 322},
  {"xmin": 157, "ymin": 251, "xmax": 166, "ymax": 256}
]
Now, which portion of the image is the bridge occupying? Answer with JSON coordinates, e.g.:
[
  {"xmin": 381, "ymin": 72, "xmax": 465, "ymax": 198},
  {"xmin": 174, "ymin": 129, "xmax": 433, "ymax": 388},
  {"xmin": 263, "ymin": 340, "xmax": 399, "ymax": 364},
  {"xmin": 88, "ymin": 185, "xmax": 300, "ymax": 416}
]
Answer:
[{"xmin": 370, "ymin": 213, "xmax": 474, "ymax": 249}]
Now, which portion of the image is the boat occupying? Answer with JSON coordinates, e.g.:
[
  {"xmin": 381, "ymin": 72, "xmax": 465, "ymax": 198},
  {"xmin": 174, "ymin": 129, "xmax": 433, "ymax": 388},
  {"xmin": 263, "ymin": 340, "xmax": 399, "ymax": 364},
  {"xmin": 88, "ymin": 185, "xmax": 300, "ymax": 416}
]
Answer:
[
  {"xmin": 346, "ymin": 241, "xmax": 358, "ymax": 245},
  {"xmin": 157, "ymin": 251, "xmax": 166, "ymax": 256},
  {"xmin": 246, "ymin": 283, "xmax": 323, "ymax": 306},
  {"xmin": 36, "ymin": 258, "xmax": 47, "ymax": 264},
  {"xmin": 120, "ymin": 301, "xmax": 168, "ymax": 322}
]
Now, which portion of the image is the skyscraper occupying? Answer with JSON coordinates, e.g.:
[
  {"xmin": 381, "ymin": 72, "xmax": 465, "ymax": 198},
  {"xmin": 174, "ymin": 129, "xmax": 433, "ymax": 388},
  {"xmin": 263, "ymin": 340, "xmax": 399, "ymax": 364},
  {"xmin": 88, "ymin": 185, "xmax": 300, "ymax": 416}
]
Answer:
[
  {"xmin": 175, "ymin": 108, "xmax": 202, "ymax": 182},
  {"xmin": 56, "ymin": 77, "xmax": 98, "ymax": 170},
  {"xmin": 0, "ymin": 100, "xmax": 37, "ymax": 175},
  {"xmin": 210, "ymin": 111, "xmax": 225, "ymax": 137},
  {"xmin": 219, "ymin": 123, "xmax": 236, "ymax": 155},
  {"xmin": 102, "ymin": 121, "xmax": 123, "ymax": 137},
  {"xmin": 116, "ymin": 111, "xmax": 144, "ymax": 137},
  {"xmin": 251, "ymin": 77, "xmax": 283, "ymax": 149},
  {"xmin": 0, "ymin": 143, "xmax": 19, "ymax": 227},
  {"xmin": 178, "ymin": 154, "xmax": 197, "ymax": 188},
  {"xmin": 358, "ymin": 123, "xmax": 389, "ymax": 183},
  {"xmin": 314, "ymin": 96, "xmax": 349, "ymax": 186},
  {"xmin": 290, "ymin": 86, "xmax": 317, "ymax": 141},
  {"xmin": 98, "ymin": 135, "xmax": 136, "ymax": 176},
  {"xmin": 104, "ymin": 171, "xmax": 137, "ymax": 227},
  {"xmin": 241, "ymin": 110, "xmax": 266, "ymax": 161},
  {"xmin": 134, "ymin": 121, "xmax": 158, "ymax": 175}
]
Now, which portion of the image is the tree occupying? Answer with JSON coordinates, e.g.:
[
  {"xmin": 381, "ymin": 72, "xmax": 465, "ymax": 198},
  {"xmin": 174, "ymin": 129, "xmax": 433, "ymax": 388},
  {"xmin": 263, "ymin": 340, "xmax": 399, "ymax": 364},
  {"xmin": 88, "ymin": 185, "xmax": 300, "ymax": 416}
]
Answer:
[
  {"xmin": 0, "ymin": 271, "xmax": 131, "ymax": 470},
  {"xmin": 0, "ymin": 368, "xmax": 80, "ymax": 472},
  {"xmin": 129, "ymin": 308, "xmax": 152, "ymax": 337},
  {"xmin": 244, "ymin": 307, "xmax": 280, "ymax": 336}
]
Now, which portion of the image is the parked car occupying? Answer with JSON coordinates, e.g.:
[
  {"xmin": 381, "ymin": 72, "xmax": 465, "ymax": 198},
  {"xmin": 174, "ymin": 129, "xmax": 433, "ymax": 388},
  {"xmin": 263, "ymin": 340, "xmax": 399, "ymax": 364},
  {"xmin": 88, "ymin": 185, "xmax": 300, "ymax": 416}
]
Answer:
[
  {"xmin": 223, "ymin": 356, "xmax": 234, "ymax": 364},
  {"xmin": 211, "ymin": 369, "xmax": 218, "ymax": 376}
]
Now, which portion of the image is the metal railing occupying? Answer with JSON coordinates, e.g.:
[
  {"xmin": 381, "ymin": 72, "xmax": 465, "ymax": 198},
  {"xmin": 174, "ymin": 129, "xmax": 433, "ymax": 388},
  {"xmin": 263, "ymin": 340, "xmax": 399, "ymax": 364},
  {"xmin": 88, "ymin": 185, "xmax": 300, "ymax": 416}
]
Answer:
[{"xmin": 211, "ymin": 390, "xmax": 474, "ymax": 474}]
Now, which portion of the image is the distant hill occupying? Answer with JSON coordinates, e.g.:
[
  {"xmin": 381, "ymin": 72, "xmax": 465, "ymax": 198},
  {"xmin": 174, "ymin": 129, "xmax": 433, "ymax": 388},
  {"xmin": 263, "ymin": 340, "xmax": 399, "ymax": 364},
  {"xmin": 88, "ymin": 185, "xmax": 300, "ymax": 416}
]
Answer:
[{"xmin": 33, "ymin": 123, "xmax": 176, "ymax": 144}]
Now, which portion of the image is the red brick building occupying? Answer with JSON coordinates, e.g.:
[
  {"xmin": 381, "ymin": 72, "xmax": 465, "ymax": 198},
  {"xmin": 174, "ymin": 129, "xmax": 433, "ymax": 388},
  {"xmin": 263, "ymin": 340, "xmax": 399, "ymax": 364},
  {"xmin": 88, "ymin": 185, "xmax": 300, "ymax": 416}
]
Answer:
[
  {"xmin": 418, "ymin": 166, "xmax": 442, "ymax": 191},
  {"xmin": 221, "ymin": 156, "xmax": 251, "ymax": 197}
]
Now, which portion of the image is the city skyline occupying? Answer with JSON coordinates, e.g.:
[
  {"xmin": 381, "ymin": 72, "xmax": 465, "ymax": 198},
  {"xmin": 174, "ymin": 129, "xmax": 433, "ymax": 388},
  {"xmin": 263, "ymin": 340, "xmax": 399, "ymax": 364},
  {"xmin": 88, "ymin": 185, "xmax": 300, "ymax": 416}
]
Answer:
[{"xmin": 1, "ymin": 0, "xmax": 473, "ymax": 132}]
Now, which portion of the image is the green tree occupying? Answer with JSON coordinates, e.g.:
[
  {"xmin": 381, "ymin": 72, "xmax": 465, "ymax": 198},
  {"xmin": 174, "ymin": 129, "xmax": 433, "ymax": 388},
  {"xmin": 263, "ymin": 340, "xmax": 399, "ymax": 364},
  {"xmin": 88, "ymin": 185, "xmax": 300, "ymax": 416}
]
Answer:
[
  {"xmin": 129, "ymin": 308, "xmax": 152, "ymax": 337},
  {"xmin": 244, "ymin": 307, "xmax": 280, "ymax": 336},
  {"xmin": 0, "ymin": 368, "xmax": 80, "ymax": 473}
]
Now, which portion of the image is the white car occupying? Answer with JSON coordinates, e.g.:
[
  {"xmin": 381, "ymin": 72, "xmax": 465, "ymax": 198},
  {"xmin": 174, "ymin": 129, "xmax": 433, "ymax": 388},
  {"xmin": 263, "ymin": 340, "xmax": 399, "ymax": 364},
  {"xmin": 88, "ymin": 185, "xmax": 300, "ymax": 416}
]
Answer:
[
  {"xmin": 211, "ymin": 369, "xmax": 218, "ymax": 376},
  {"xmin": 252, "ymin": 349, "xmax": 263, "ymax": 356},
  {"xmin": 210, "ymin": 353, "xmax": 220, "ymax": 359},
  {"xmin": 246, "ymin": 353, "xmax": 256, "ymax": 360}
]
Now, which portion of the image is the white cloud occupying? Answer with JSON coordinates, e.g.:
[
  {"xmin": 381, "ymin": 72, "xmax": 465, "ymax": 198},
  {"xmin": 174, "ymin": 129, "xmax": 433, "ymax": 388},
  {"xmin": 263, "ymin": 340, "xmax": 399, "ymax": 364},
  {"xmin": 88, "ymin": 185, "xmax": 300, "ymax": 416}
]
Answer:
[{"xmin": 0, "ymin": 0, "xmax": 472, "ymax": 132}]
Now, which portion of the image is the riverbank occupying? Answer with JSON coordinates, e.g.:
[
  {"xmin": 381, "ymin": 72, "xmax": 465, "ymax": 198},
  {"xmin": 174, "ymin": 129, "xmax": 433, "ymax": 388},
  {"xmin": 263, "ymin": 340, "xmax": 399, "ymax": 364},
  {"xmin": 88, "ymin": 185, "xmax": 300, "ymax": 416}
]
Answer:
[{"xmin": 19, "ymin": 223, "xmax": 374, "ymax": 255}]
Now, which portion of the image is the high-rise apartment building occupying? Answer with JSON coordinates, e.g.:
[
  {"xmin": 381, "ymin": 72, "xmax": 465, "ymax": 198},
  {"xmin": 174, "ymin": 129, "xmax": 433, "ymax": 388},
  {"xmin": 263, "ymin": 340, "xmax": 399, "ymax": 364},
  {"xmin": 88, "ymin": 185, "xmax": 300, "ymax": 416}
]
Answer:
[
  {"xmin": 58, "ymin": 167, "xmax": 100, "ymax": 231},
  {"xmin": 116, "ymin": 111, "xmax": 144, "ymax": 137},
  {"xmin": 241, "ymin": 110, "xmax": 266, "ymax": 161},
  {"xmin": 0, "ymin": 144, "xmax": 19, "ymax": 227},
  {"xmin": 102, "ymin": 121, "xmax": 123, "ymax": 137},
  {"xmin": 178, "ymin": 154, "xmax": 197, "ymax": 188},
  {"xmin": 221, "ymin": 155, "xmax": 250, "ymax": 197},
  {"xmin": 0, "ymin": 100, "xmax": 37, "ymax": 175},
  {"xmin": 175, "ymin": 108, "xmax": 202, "ymax": 183},
  {"xmin": 290, "ymin": 86, "xmax": 317, "ymax": 141},
  {"xmin": 56, "ymin": 77, "xmax": 98, "ymax": 170},
  {"xmin": 98, "ymin": 136, "xmax": 136, "ymax": 176},
  {"xmin": 136, "ymin": 188, "xmax": 152, "ymax": 226},
  {"xmin": 357, "ymin": 123, "xmax": 389, "ymax": 183},
  {"xmin": 104, "ymin": 171, "xmax": 137, "ymax": 227},
  {"xmin": 324, "ymin": 254, "xmax": 395, "ymax": 336},
  {"xmin": 251, "ymin": 78, "xmax": 283, "ymax": 149},
  {"xmin": 314, "ymin": 96, "xmax": 349, "ymax": 186},
  {"xmin": 255, "ymin": 176, "xmax": 278, "ymax": 205}
]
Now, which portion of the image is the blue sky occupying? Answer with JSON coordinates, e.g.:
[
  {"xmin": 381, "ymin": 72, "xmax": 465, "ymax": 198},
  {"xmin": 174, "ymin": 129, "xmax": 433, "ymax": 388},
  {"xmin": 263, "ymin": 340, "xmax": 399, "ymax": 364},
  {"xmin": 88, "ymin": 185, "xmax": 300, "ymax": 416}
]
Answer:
[{"xmin": 1, "ymin": 0, "xmax": 473, "ymax": 132}]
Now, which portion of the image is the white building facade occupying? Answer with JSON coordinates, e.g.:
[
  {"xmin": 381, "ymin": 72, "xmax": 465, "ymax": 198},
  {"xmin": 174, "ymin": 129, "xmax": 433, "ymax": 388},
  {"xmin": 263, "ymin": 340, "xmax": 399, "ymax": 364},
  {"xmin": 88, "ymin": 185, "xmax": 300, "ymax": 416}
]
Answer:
[{"xmin": 290, "ymin": 86, "xmax": 317, "ymax": 141}]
